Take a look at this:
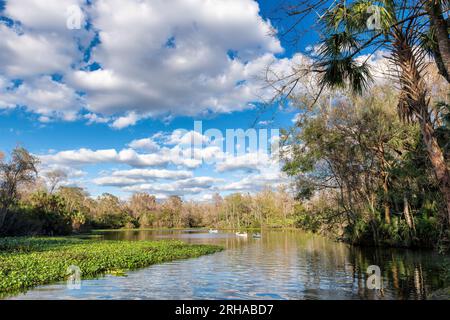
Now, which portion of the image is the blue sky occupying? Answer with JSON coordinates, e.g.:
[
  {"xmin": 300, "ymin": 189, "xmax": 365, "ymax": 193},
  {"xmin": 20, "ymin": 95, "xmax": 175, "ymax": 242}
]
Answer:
[{"xmin": 0, "ymin": 0, "xmax": 319, "ymax": 201}]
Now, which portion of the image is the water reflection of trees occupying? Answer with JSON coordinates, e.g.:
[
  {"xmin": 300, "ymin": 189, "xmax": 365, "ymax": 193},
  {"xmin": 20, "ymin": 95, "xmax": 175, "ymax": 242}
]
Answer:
[
  {"xmin": 260, "ymin": 231, "xmax": 449, "ymax": 300},
  {"xmin": 100, "ymin": 229, "xmax": 450, "ymax": 300},
  {"xmin": 347, "ymin": 246, "xmax": 450, "ymax": 299}
]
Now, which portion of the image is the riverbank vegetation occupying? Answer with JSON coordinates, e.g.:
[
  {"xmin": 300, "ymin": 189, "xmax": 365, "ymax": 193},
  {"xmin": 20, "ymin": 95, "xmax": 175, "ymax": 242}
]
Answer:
[
  {"xmin": 0, "ymin": 237, "xmax": 222, "ymax": 297},
  {"xmin": 269, "ymin": 1, "xmax": 450, "ymax": 252},
  {"xmin": 282, "ymin": 83, "xmax": 449, "ymax": 251}
]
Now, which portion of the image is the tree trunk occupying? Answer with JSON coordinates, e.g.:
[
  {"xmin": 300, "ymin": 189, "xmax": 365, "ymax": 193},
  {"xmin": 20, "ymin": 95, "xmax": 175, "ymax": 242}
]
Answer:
[
  {"xmin": 368, "ymin": 194, "xmax": 379, "ymax": 245},
  {"xmin": 403, "ymin": 195, "xmax": 416, "ymax": 237},
  {"xmin": 0, "ymin": 207, "xmax": 6, "ymax": 232},
  {"xmin": 428, "ymin": 1, "xmax": 450, "ymax": 83},
  {"xmin": 420, "ymin": 117, "xmax": 450, "ymax": 224},
  {"xmin": 382, "ymin": 176, "xmax": 391, "ymax": 224},
  {"xmin": 379, "ymin": 145, "xmax": 391, "ymax": 224}
]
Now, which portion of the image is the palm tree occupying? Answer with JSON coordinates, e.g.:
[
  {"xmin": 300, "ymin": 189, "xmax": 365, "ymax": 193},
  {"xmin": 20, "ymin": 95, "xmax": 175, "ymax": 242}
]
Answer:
[
  {"xmin": 316, "ymin": 0, "xmax": 450, "ymax": 225},
  {"xmin": 424, "ymin": 0, "xmax": 450, "ymax": 82},
  {"xmin": 271, "ymin": 0, "xmax": 450, "ymax": 225}
]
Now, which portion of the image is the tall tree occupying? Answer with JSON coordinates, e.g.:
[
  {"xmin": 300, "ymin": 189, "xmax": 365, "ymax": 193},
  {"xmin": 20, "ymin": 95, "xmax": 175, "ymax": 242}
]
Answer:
[
  {"xmin": 45, "ymin": 169, "xmax": 68, "ymax": 194},
  {"xmin": 0, "ymin": 147, "xmax": 39, "ymax": 228},
  {"xmin": 281, "ymin": 85, "xmax": 425, "ymax": 244}
]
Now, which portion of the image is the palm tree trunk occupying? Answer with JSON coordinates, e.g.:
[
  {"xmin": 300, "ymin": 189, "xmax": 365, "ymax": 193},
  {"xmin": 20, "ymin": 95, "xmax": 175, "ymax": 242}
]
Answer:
[
  {"xmin": 420, "ymin": 116, "xmax": 450, "ymax": 224},
  {"xmin": 391, "ymin": 23, "xmax": 450, "ymax": 226},
  {"xmin": 427, "ymin": 1, "xmax": 450, "ymax": 82}
]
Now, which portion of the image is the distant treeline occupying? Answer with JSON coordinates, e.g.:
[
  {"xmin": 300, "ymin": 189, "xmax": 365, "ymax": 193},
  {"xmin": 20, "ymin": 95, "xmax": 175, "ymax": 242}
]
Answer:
[{"xmin": 0, "ymin": 150, "xmax": 296, "ymax": 236}]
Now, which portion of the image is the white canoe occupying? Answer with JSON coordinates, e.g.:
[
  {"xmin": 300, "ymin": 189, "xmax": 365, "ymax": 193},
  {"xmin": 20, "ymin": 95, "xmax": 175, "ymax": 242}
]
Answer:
[{"xmin": 235, "ymin": 232, "xmax": 248, "ymax": 237}]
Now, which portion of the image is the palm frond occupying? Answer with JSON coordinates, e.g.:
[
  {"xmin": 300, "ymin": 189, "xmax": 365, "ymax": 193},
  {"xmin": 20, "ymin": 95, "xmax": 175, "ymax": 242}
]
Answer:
[{"xmin": 318, "ymin": 57, "xmax": 373, "ymax": 95}]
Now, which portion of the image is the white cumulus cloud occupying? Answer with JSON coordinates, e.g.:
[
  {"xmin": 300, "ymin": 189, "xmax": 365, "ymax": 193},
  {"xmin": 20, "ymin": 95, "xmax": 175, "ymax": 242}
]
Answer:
[{"xmin": 0, "ymin": 0, "xmax": 286, "ymax": 126}]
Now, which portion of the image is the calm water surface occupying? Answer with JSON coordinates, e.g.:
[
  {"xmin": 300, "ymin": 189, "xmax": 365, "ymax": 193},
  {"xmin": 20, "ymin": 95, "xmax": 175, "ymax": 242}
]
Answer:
[{"xmin": 10, "ymin": 229, "xmax": 450, "ymax": 300}]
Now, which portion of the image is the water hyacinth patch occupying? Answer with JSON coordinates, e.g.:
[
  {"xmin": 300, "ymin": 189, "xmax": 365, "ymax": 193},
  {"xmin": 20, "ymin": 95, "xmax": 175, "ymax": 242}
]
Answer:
[{"xmin": 0, "ymin": 237, "xmax": 222, "ymax": 298}]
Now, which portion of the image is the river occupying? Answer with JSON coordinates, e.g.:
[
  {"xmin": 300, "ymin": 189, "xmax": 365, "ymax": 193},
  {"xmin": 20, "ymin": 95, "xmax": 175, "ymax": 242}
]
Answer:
[{"xmin": 10, "ymin": 229, "xmax": 450, "ymax": 300}]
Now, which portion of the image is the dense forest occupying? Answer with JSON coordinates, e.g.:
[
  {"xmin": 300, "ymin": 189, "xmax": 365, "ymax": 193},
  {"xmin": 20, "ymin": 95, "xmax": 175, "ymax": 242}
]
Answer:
[
  {"xmin": 271, "ymin": 0, "xmax": 450, "ymax": 252},
  {"xmin": 282, "ymin": 81, "xmax": 448, "ymax": 251}
]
